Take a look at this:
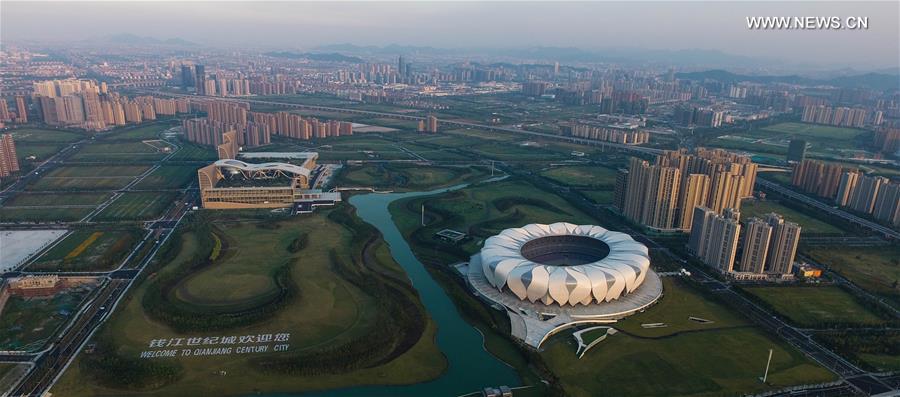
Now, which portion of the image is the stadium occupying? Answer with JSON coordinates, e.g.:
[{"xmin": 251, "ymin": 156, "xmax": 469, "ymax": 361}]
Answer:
[{"xmin": 465, "ymin": 222, "xmax": 662, "ymax": 347}]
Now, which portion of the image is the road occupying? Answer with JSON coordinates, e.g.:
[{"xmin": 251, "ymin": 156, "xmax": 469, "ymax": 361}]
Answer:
[{"xmin": 757, "ymin": 179, "xmax": 900, "ymax": 240}]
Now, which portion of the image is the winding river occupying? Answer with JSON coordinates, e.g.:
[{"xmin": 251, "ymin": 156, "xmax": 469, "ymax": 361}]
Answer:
[{"xmin": 273, "ymin": 177, "xmax": 521, "ymax": 397}]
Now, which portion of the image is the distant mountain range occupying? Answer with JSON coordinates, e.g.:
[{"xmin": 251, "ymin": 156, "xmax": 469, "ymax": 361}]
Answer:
[
  {"xmin": 89, "ymin": 34, "xmax": 199, "ymax": 46},
  {"xmin": 674, "ymin": 69, "xmax": 900, "ymax": 90},
  {"xmin": 264, "ymin": 51, "xmax": 364, "ymax": 63}
]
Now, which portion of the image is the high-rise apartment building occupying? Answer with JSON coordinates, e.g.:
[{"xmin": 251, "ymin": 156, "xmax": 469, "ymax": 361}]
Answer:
[
  {"xmin": 873, "ymin": 183, "xmax": 900, "ymax": 227},
  {"xmin": 426, "ymin": 115, "xmax": 439, "ymax": 133},
  {"xmin": 835, "ymin": 170, "xmax": 860, "ymax": 207},
  {"xmin": 621, "ymin": 158, "xmax": 681, "ymax": 230},
  {"xmin": 764, "ymin": 213, "xmax": 801, "ymax": 275},
  {"xmin": 0, "ymin": 134, "xmax": 21, "ymax": 179},
  {"xmin": 848, "ymin": 175, "xmax": 887, "ymax": 214},
  {"xmin": 677, "ymin": 174, "xmax": 710, "ymax": 230},
  {"xmin": 195, "ymin": 65, "xmax": 206, "ymax": 95},
  {"xmin": 0, "ymin": 99, "xmax": 9, "ymax": 122},
  {"xmin": 738, "ymin": 217, "xmax": 772, "ymax": 273},
  {"xmin": 688, "ymin": 207, "xmax": 741, "ymax": 273},
  {"xmin": 791, "ymin": 160, "xmax": 843, "ymax": 199},
  {"xmin": 14, "ymin": 96, "xmax": 28, "ymax": 123}
]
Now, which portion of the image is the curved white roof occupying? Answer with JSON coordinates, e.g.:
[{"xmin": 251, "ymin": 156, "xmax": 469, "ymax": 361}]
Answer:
[
  {"xmin": 214, "ymin": 159, "xmax": 310, "ymax": 178},
  {"xmin": 480, "ymin": 222, "xmax": 651, "ymax": 307}
]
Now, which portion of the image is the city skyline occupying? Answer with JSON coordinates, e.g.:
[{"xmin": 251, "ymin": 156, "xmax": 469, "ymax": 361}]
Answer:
[{"xmin": 2, "ymin": 1, "xmax": 899, "ymax": 70}]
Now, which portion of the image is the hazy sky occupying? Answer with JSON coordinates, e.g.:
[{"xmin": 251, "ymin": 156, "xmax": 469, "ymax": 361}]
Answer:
[{"xmin": 2, "ymin": 1, "xmax": 898, "ymax": 69}]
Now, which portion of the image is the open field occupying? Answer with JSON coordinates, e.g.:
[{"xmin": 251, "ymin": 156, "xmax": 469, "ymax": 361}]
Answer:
[
  {"xmin": 539, "ymin": 165, "xmax": 617, "ymax": 188},
  {"xmin": 0, "ymin": 286, "xmax": 94, "ymax": 352},
  {"xmin": 541, "ymin": 279, "xmax": 835, "ymax": 397},
  {"xmin": 94, "ymin": 192, "xmax": 176, "ymax": 221},
  {"xmin": 28, "ymin": 228, "xmax": 143, "ymax": 272},
  {"xmin": 4, "ymin": 192, "xmax": 109, "ymax": 207},
  {"xmin": 101, "ymin": 124, "xmax": 170, "ymax": 141},
  {"xmin": 52, "ymin": 210, "xmax": 445, "ymax": 396},
  {"xmin": 133, "ymin": 165, "xmax": 198, "ymax": 189},
  {"xmin": 740, "ymin": 199, "xmax": 845, "ymax": 235},
  {"xmin": 7, "ymin": 128, "xmax": 83, "ymax": 143},
  {"xmin": 0, "ymin": 207, "xmax": 94, "ymax": 222},
  {"xmin": 167, "ymin": 143, "xmax": 217, "ymax": 161},
  {"xmin": 743, "ymin": 286, "xmax": 886, "ymax": 327},
  {"xmin": 761, "ymin": 122, "xmax": 867, "ymax": 141},
  {"xmin": 26, "ymin": 165, "xmax": 148, "ymax": 191},
  {"xmin": 806, "ymin": 246, "xmax": 900, "ymax": 309},
  {"xmin": 389, "ymin": 177, "xmax": 594, "ymax": 265},
  {"xmin": 70, "ymin": 141, "xmax": 173, "ymax": 162},
  {"xmin": 336, "ymin": 163, "xmax": 489, "ymax": 191},
  {"xmin": 580, "ymin": 190, "xmax": 614, "ymax": 205}
]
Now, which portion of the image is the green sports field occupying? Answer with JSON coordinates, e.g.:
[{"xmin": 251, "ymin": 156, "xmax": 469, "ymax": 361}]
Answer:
[{"xmin": 133, "ymin": 165, "xmax": 199, "ymax": 189}]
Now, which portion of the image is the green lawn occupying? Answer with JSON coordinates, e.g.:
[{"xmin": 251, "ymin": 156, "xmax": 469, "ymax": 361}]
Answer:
[
  {"xmin": 101, "ymin": 124, "xmax": 170, "ymax": 140},
  {"xmin": 27, "ymin": 165, "xmax": 148, "ymax": 191},
  {"xmin": 540, "ymin": 165, "xmax": 617, "ymax": 188},
  {"xmin": 168, "ymin": 143, "xmax": 217, "ymax": 161},
  {"xmin": 740, "ymin": 199, "xmax": 844, "ymax": 235},
  {"xmin": 134, "ymin": 165, "xmax": 199, "ymax": 189},
  {"xmin": 71, "ymin": 141, "xmax": 173, "ymax": 162},
  {"xmin": 0, "ymin": 207, "xmax": 93, "ymax": 222},
  {"xmin": 336, "ymin": 164, "xmax": 489, "ymax": 191},
  {"xmin": 7, "ymin": 128, "xmax": 83, "ymax": 143},
  {"xmin": 580, "ymin": 190, "xmax": 614, "ymax": 205},
  {"xmin": 29, "ymin": 229, "xmax": 143, "ymax": 272},
  {"xmin": 542, "ymin": 279, "xmax": 835, "ymax": 397},
  {"xmin": 806, "ymin": 246, "xmax": 900, "ymax": 309},
  {"xmin": 761, "ymin": 122, "xmax": 866, "ymax": 141},
  {"xmin": 94, "ymin": 192, "xmax": 176, "ymax": 221},
  {"xmin": 52, "ymin": 211, "xmax": 446, "ymax": 396},
  {"xmin": 4, "ymin": 192, "xmax": 109, "ymax": 207},
  {"xmin": 744, "ymin": 286, "xmax": 886, "ymax": 327}
]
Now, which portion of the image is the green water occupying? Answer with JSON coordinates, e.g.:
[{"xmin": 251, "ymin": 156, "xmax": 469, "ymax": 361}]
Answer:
[{"xmin": 267, "ymin": 179, "xmax": 520, "ymax": 397}]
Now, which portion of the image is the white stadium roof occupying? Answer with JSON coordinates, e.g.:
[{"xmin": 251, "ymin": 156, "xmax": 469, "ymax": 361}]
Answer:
[
  {"xmin": 214, "ymin": 159, "xmax": 311, "ymax": 178},
  {"xmin": 480, "ymin": 222, "xmax": 650, "ymax": 307}
]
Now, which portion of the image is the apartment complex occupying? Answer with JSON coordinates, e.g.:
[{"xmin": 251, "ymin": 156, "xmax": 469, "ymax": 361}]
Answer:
[
  {"xmin": 615, "ymin": 148, "xmax": 757, "ymax": 232},
  {"xmin": 791, "ymin": 160, "xmax": 844, "ymax": 199},
  {"xmin": 0, "ymin": 134, "xmax": 21, "ymax": 181},
  {"xmin": 687, "ymin": 207, "xmax": 741, "ymax": 273},
  {"xmin": 801, "ymin": 105, "xmax": 867, "ymax": 128}
]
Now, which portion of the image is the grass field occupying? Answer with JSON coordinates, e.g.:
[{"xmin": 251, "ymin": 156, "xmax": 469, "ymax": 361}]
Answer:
[
  {"xmin": 0, "ymin": 287, "xmax": 94, "ymax": 351},
  {"xmin": 94, "ymin": 192, "xmax": 176, "ymax": 221},
  {"xmin": 133, "ymin": 165, "xmax": 199, "ymax": 189},
  {"xmin": 539, "ymin": 165, "xmax": 617, "ymax": 188},
  {"xmin": 101, "ymin": 124, "xmax": 170, "ymax": 140},
  {"xmin": 27, "ymin": 165, "xmax": 148, "ymax": 191},
  {"xmin": 168, "ymin": 143, "xmax": 217, "ymax": 161},
  {"xmin": 761, "ymin": 122, "xmax": 866, "ymax": 141},
  {"xmin": 52, "ymin": 211, "xmax": 446, "ymax": 396},
  {"xmin": 580, "ymin": 190, "xmax": 614, "ymax": 205},
  {"xmin": 7, "ymin": 128, "xmax": 83, "ymax": 143},
  {"xmin": 541, "ymin": 279, "xmax": 835, "ymax": 397},
  {"xmin": 806, "ymin": 246, "xmax": 900, "ymax": 309},
  {"xmin": 4, "ymin": 192, "xmax": 109, "ymax": 207},
  {"xmin": 70, "ymin": 141, "xmax": 173, "ymax": 162},
  {"xmin": 0, "ymin": 207, "xmax": 94, "ymax": 222},
  {"xmin": 337, "ymin": 164, "xmax": 489, "ymax": 191},
  {"xmin": 29, "ymin": 228, "xmax": 143, "ymax": 272},
  {"xmin": 744, "ymin": 286, "xmax": 886, "ymax": 327},
  {"xmin": 740, "ymin": 199, "xmax": 844, "ymax": 235},
  {"xmin": 389, "ymin": 177, "xmax": 595, "ymax": 265}
]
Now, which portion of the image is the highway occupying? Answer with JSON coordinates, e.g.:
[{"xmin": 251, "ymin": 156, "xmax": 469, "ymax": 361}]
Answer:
[{"xmin": 757, "ymin": 179, "xmax": 900, "ymax": 240}]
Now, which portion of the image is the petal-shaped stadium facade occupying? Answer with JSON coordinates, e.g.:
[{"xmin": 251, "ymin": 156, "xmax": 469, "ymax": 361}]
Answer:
[{"xmin": 479, "ymin": 222, "xmax": 651, "ymax": 306}]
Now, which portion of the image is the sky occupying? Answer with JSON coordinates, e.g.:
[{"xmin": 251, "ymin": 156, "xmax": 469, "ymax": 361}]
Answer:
[{"xmin": 2, "ymin": 1, "xmax": 898, "ymax": 70}]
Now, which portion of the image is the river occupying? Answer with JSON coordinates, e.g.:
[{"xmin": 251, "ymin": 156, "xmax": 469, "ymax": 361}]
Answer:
[{"xmin": 268, "ymin": 177, "xmax": 521, "ymax": 397}]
